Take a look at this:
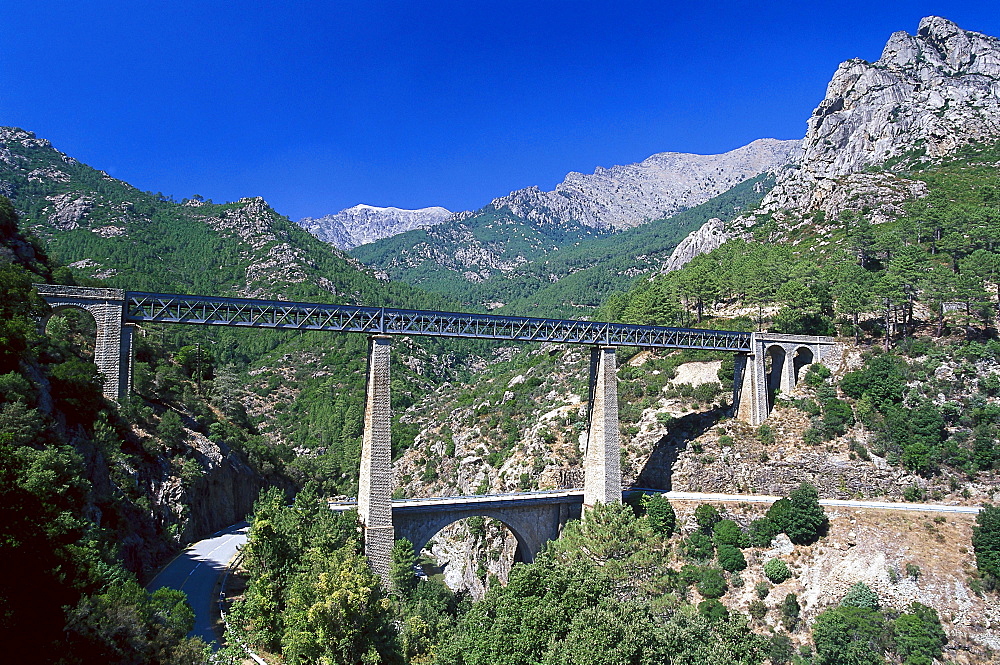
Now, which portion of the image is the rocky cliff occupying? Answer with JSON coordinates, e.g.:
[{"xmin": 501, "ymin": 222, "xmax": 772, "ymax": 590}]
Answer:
[
  {"xmin": 662, "ymin": 217, "xmax": 727, "ymax": 273},
  {"xmin": 299, "ymin": 204, "xmax": 453, "ymax": 250},
  {"xmin": 490, "ymin": 138, "xmax": 800, "ymax": 231},
  {"xmin": 760, "ymin": 15, "xmax": 1000, "ymax": 222}
]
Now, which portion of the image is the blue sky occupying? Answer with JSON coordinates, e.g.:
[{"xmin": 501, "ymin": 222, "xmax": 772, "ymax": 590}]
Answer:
[{"xmin": 2, "ymin": 2, "xmax": 998, "ymax": 220}]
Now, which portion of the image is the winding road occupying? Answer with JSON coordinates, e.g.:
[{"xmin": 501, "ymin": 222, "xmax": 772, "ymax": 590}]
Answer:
[{"xmin": 146, "ymin": 522, "xmax": 249, "ymax": 648}]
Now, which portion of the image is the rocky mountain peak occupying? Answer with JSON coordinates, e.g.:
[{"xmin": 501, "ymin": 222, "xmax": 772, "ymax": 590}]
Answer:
[
  {"xmin": 806, "ymin": 15, "xmax": 1000, "ymax": 177},
  {"xmin": 489, "ymin": 138, "xmax": 801, "ymax": 231},
  {"xmin": 753, "ymin": 16, "xmax": 1000, "ymax": 224},
  {"xmin": 298, "ymin": 204, "xmax": 453, "ymax": 251}
]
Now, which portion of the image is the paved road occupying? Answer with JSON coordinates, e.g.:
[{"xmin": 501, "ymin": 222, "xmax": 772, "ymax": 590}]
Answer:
[
  {"xmin": 655, "ymin": 490, "xmax": 983, "ymax": 514},
  {"xmin": 146, "ymin": 522, "xmax": 249, "ymax": 648}
]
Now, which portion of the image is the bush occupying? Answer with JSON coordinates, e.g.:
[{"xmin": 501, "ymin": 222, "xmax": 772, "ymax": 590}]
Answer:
[
  {"xmin": 682, "ymin": 532, "xmax": 714, "ymax": 561},
  {"xmin": 641, "ymin": 493, "xmax": 676, "ymax": 536},
  {"xmin": 780, "ymin": 593, "xmax": 800, "ymax": 631},
  {"xmin": 972, "ymin": 504, "xmax": 1000, "ymax": 578},
  {"xmin": 822, "ymin": 398, "xmax": 855, "ymax": 436},
  {"xmin": 784, "ymin": 483, "xmax": 828, "ymax": 545},
  {"xmin": 757, "ymin": 423, "xmax": 775, "ymax": 445},
  {"xmin": 841, "ymin": 582, "xmax": 880, "ymax": 610},
  {"xmin": 716, "ymin": 544, "xmax": 747, "ymax": 572},
  {"xmin": 747, "ymin": 517, "xmax": 780, "ymax": 548},
  {"xmin": 748, "ymin": 599, "xmax": 768, "ymax": 621},
  {"xmin": 764, "ymin": 559, "xmax": 791, "ymax": 584},
  {"xmin": 754, "ymin": 581, "xmax": 770, "ymax": 599},
  {"xmin": 812, "ymin": 606, "xmax": 887, "ymax": 665},
  {"xmin": 697, "ymin": 598, "xmax": 728, "ymax": 622},
  {"xmin": 892, "ymin": 602, "xmax": 946, "ymax": 665},
  {"xmin": 694, "ymin": 504, "xmax": 721, "ymax": 532},
  {"xmin": 769, "ymin": 634, "xmax": 794, "ymax": 665},
  {"xmin": 695, "ymin": 567, "xmax": 727, "ymax": 599},
  {"xmin": 712, "ymin": 519, "xmax": 745, "ymax": 548},
  {"xmin": 765, "ymin": 498, "xmax": 793, "ymax": 534}
]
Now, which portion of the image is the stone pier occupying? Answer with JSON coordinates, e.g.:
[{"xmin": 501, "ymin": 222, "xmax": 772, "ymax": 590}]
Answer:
[
  {"xmin": 357, "ymin": 336, "xmax": 395, "ymax": 586},
  {"xmin": 583, "ymin": 346, "xmax": 622, "ymax": 508},
  {"xmin": 34, "ymin": 285, "xmax": 133, "ymax": 402}
]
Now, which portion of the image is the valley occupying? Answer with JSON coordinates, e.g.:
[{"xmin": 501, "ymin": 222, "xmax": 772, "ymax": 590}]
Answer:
[{"xmin": 2, "ymin": 12, "xmax": 1000, "ymax": 665}]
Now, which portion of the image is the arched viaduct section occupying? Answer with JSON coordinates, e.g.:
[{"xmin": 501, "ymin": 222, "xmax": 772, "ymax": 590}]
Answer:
[
  {"xmin": 391, "ymin": 493, "xmax": 584, "ymax": 564},
  {"xmin": 34, "ymin": 285, "xmax": 838, "ymax": 586},
  {"xmin": 732, "ymin": 333, "xmax": 839, "ymax": 427}
]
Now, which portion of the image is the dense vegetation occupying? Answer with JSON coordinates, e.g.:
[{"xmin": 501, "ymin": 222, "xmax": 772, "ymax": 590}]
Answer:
[
  {"xmin": 0, "ymin": 199, "xmax": 208, "ymax": 662},
  {"xmin": 232, "ymin": 484, "xmax": 964, "ymax": 664}
]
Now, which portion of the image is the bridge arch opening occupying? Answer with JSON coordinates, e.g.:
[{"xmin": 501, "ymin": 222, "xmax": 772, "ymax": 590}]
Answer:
[
  {"xmin": 764, "ymin": 344, "xmax": 786, "ymax": 408},
  {"xmin": 401, "ymin": 515, "xmax": 523, "ymax": 596},
  {"xmin": 42, "ymin": 305, "xmax": 98, "ymax": 360},
  {"xmin": 792, "ymin": 346, "xmax": 814, "ymax": 386}
]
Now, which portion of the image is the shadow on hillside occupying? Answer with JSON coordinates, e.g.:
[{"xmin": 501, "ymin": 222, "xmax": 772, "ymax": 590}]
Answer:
[{"xmin": 634, "ymin": 405, "xmax": 729, "ymax": 491}]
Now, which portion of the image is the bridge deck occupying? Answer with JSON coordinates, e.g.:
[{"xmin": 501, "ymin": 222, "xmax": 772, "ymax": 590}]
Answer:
[
  {"xmin": 330, "ymin": 489, "xmax": 585, "ymax": 513},
  {"xmin": 124, "ymin": 291, "xmax": 752, "ymax": 351}
]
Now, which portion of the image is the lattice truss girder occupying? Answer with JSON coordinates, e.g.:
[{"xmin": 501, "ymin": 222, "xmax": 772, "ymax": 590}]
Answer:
[{"xmin": 126, "ymin": 292, "xmax": 752, "ymax": 351}]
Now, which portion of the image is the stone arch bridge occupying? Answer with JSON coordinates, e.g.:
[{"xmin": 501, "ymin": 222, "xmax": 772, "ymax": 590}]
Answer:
[{"xmin": 35, "ymin": 285, "xmax": 838, "ymax": 584}]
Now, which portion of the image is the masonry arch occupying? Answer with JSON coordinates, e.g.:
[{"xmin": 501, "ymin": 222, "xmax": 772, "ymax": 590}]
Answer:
[
  {"xmin": 395, "ymin": 511, "xmax": 533, "ymax": 565},
  {"xmin": 41, "ymin": 304, "xmax": 99, "ymax": 357},
  {"xmin": 764, "ymin": 344, "xmax": 786, "ymax": 408},
  {"xmin": 791, "ymin": 346, "xmax": 815, "ymax": 386}
]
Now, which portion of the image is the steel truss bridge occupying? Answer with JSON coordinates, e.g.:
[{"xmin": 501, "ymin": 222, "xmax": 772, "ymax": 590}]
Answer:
[{"xmin": 125, "ymin": 291, "xmax": 752, "ymax": 351}]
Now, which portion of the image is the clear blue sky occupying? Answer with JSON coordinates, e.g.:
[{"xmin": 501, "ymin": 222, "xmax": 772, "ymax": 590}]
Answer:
[{"xmin": 2, "ymin": 2, "xmax": 997, "ymax": 220}]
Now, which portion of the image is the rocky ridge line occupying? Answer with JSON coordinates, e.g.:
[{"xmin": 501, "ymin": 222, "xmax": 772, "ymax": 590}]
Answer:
[
  {"xmin": 298, "ymin": 204, "xmax": 453, "ymax": 251},
  {"xmin": 490, "ymin": 138, "xmax": 801, "ymax": 231},
  {"xmin": 759, "ymin": 15, "xmax": 1000, "ymax": 223}
]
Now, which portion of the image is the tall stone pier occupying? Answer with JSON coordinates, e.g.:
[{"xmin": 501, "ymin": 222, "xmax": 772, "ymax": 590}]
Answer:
[
  {"xmin": 34, "ymin": 285, "xmax": 133, "ymax": 402},
  {"xmin": 583, "ymin": 346, "xmax": 622, "ymax": 508},
  {"xmin": 357, "ymin": 335, "xmax": 395, "ymax": 586}
]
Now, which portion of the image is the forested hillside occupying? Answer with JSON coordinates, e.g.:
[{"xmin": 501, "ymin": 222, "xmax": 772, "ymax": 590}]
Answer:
[
  {"xmin": 0, "ymin": 200, "xmax": 213, "ymax": 662},
  {"xmin": 352, "ymin": 173, "xmax": 773, "ymax": 316}
]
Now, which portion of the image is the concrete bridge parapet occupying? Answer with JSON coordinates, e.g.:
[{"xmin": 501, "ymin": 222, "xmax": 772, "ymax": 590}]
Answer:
[{"xmin": 734, "ymin": 332, "xmax": 840, "ymax": 426}]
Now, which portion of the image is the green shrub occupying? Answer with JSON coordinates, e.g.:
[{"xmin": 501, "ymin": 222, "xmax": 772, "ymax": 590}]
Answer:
[
  {"xmin": 641, "ymin": 493, "xmax": 676, "ymax": 537},
  {"xmin": 748, "ymin": 599, "xmax": 767, "ymax": 621},
  {"xmin": 892, "ymin": 602, "xmax": 946, "ymax": 665},
  {"xmin": 712, "ymin": 519, "xmax": 745, "ymax": 548},
  {"xmin": 841, "ymin": 582, "xmax": 880, "ymax": 610},
  {"xmin": 764, "ymin": 559, "xmax": 791, "ymax": 584},
  {"xmin": 973, "ymin": 504, "xmax": 1000, "ymax": 578},
  {"xmin": 757, "ymin": 423, "xmax": 775, "ymax": 445},
  {"xmin": 697, "ymin": 598, "xmax": 728, "ymax": 622},
  {"xmin": 695, "ymin": 567, "xmax": 727, "ymax": 599},
  {"xmin": 747, "ymin": 517, "xmax": 780, "ymax": 548},
  {"xmin": 768, "ymin": 634, "xmax": 794, "ymax": 665},
  {"xmin": 717, "ymin": 544, "xmax": 747, "ymax": 572},
  {"xmin": 783, "ymin": 483, "xmax": 828, "ymax": 545},
  {"xmin": 780, "ymin": 593, "xmax": 800, "ymax": 631},
  {"xmin": 682, "ymin": 532, "xmax": 714, "ymax": 561},
  {"xmin": 694, "ymin": 504, "xmax": 721, "ymax": 532},
  {"xmin": 812, "ymin": 606, "xmax": 887, "ymax": 665}
]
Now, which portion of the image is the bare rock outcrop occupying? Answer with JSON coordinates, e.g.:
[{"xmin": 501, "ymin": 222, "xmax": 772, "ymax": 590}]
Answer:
[
  {"xmin": 761, "ymin": 16, "xmax": 1000, "ymax": 220},
  {"xmin": 299, "ymin": 204, "xmax": 453, "ymax": 251},
  {"xmin": 491, "ymin": 138, "xmax": 801, "ymax": 231},
  {"xmin": 662, "ymin": 217, "xmax": 727, "ymax": 272}
]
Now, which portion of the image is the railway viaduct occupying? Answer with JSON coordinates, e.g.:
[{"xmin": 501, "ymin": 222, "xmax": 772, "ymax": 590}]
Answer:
[{"xmin": 35, "ymin": 284, "xmax": 838, "ymax": 584}]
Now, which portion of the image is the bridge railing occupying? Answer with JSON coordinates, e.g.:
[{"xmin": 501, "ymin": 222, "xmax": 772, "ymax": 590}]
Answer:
[{"xmin": 125, "ymin": 291, "xmax": 753, "ymax": 351}]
